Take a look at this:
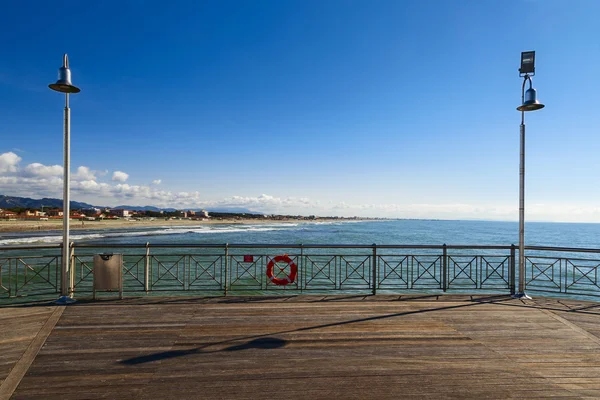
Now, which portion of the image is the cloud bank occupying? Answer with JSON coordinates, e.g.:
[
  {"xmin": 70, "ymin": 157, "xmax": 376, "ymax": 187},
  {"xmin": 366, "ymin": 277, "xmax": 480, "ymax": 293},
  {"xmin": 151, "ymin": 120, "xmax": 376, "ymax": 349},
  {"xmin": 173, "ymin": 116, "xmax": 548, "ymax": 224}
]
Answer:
[{"xmin": 0, "ymin": 151, "xmax": 597, "ymax": 222}]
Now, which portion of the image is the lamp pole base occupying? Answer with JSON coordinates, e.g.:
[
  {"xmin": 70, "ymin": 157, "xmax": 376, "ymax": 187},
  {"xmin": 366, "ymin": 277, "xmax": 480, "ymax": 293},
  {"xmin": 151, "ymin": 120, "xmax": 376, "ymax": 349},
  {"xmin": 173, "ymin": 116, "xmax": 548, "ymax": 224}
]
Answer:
[
  {"xmin": 512, "ymin": 292, "xmax": 532, "ymax": 300},
  {"xmin": 54, "ymin": 295, "xmax": 77, "ymax": 305}
]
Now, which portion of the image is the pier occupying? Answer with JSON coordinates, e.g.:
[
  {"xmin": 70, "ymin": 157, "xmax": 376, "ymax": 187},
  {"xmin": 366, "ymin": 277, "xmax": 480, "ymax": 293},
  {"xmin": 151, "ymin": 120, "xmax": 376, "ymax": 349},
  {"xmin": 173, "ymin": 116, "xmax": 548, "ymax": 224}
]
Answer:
[{"xmin": 2, "ymin": 295, "xmax": 600, "ymax": 399}]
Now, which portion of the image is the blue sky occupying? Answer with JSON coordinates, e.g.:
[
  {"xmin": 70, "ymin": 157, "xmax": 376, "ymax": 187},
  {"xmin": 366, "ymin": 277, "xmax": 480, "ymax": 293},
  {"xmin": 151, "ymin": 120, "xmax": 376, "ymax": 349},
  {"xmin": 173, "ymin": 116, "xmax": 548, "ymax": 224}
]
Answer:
[{"xmin": 1, "ymin": 0, "xmax": 599, "ymax": 221}]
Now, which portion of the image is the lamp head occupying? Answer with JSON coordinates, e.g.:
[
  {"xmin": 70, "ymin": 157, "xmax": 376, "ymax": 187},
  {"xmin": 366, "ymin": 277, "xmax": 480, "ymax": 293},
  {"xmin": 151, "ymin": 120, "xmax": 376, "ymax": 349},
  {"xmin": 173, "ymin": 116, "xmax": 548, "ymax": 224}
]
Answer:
[
  {"xmin": 519, "ymin": 51, "xmax": 536, "ymax": 76},
  {"xmin": 517, "ymin": 87, "xmax": 545, "ymax": 112},
  {"xmin": 48, "ymin": 54, "xmax": 80, "ymax": 94}
]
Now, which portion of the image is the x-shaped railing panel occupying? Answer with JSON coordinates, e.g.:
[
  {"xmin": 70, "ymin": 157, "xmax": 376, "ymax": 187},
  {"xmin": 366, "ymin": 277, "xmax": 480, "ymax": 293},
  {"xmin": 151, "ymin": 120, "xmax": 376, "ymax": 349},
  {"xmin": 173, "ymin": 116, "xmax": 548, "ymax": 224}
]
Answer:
[
  {"xmin": 151, "ymin": 255, "xmax": 185, "ymax": 289},
  {"xmin": 448, "ymin": 256, "xmax": 477, "ymax": 287},
  {"xmin": 480, "ymin": 256, "xmax": 509, "ymax": 287},
  {"xmin": 411, "ymin": 256, "xmax": 442, "ymax": 288},
  {"xmin": 0, "ymin": 258, "xmax": 9, "ymax": 296},
  {"xmin": 14, "ymin": 257, "xmax": 59, "ymax": 295},
  {"xmin": 304, "ymin": 255, "xmax": 336, "ymax": 288},
  {"xmin": 378, "ymin": 255, "xmax": 408, "ymax": 288},
  {"xmin": 229, "ymin": 255, "xmax": 262, "ymax": 287},
  {"xmin": 526, "ymin": 257, "xmax": 560, "ymax": 289},
  {"xmin": 188, "ymin": 255, "xmax": 223, "ymax": 287},
  {"xmin": 566, "ymin": 260, "xmax": 599, "ymax": 290},
  {"xmin": 339, "ymin": 256, "xmax": 370, "ymax": 287},
  {"xmin": 73, "ymin": 255, "xmax": 94, "ymax": 289},
  {"xmin": 122, "ymin": 255, "xmax": 145, "ymax": 289}
]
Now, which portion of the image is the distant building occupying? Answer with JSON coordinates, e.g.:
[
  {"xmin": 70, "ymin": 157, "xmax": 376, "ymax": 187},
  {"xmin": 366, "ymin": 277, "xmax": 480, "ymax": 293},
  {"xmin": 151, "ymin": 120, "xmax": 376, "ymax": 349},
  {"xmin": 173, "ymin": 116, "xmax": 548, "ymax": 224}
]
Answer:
[
  {"xmin": 200, "ymin": 210, "xmax": 209, "ymax": 218},
  {"xmin": 23, "ymin": 210, "xmax": 45, "ymax": 217},
  {"xmin": 0, "ymin": 210, "xmax": 17, "ymax": 219},
  {"xmin": 47, "ymin": 209, "xmax": 63, "ymax": 217},
  {"xmin": 110, "ymin": 209, "xmax": 130, "ymax": 218}
]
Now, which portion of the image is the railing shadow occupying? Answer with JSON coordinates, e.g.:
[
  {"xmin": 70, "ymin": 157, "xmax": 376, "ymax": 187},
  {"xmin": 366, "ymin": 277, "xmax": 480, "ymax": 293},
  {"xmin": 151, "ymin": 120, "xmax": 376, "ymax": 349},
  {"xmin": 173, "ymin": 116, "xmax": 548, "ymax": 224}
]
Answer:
[
  {"xmin": 118, "ymin": 296, "xmax": 516, "ymax": 366},
  {"xmin": 121, "ymin": 337, "xmax": 287, "ymax": 365}
]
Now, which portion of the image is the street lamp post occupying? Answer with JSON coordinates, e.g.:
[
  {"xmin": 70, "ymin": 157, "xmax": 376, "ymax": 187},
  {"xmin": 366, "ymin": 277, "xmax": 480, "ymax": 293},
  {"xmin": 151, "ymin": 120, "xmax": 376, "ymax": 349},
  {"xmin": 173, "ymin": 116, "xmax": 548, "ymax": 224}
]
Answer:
[
  {"xmin": 515, "ymin": 51, "xmax": 544, "ymax": 299},
  {"xmin": 49, "ymin": 54, "xmax": 80, "ymax": 304}
]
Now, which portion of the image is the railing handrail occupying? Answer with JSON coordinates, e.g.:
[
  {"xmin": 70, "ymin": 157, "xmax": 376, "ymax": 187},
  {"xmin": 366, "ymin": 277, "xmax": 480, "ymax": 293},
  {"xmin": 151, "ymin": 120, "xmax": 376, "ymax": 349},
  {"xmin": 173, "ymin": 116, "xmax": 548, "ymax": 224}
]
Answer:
[
  {"xmin": 525, "ymin": 245, "xmax": 600, "ymax": 254},
  {"xmin": 1, "ymin": 242, "xmax": 600, "ymax": 253},
  {"xmin": 66, "ymin": 243, "xmax": 516, "ymax": 250}
]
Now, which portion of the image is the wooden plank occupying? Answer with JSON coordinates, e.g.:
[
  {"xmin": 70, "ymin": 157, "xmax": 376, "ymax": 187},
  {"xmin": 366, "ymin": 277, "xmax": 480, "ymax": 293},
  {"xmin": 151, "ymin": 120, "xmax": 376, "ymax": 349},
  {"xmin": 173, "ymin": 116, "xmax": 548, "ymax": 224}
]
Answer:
[
  {"xmin": 4, "ymin": 295, "xmax": 600, "ymax": 399},
  {"xmin": 0, "ymin": 306, "xmax": 60, "ymax": 399}
]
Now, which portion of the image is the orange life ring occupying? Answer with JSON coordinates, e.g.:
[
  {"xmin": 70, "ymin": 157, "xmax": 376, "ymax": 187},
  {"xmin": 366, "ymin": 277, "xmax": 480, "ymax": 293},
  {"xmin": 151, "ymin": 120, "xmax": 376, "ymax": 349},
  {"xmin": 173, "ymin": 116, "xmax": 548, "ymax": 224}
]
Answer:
[{"xmin": 266, "ymin": 255, "xmax": 297, "ymax": 286}]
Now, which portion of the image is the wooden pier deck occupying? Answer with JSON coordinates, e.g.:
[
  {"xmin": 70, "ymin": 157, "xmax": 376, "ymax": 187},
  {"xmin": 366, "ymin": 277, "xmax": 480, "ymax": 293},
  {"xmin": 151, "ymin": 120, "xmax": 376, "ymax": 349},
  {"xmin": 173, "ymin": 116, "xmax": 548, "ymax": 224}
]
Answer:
[{"xmin": 1, "ymin": 294, "xmax": 600, "ymax": 399}]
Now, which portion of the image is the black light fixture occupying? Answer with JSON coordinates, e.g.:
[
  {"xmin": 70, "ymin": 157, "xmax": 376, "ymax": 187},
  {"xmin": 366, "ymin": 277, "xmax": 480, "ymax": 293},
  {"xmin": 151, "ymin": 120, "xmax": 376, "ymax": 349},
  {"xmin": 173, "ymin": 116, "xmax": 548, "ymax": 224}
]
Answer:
[
  {"xmin": 517, "ymin": 51, "xmax": 544, "ymax": 112},
  {"xmin": 519, "ymin": 51, "xmax": 536, "ymax": 76}
]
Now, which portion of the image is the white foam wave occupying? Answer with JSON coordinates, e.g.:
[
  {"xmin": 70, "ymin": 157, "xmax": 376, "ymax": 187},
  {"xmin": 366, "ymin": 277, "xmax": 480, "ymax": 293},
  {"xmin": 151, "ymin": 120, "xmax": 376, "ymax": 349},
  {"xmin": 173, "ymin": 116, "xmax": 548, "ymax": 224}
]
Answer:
[
  {"xmin": 0, "ymin": 233, "xmax": 104, "ymax": 245},
  {"xmin": 0, "ymin": 224, "xmax": 289, "ymax": 245},
  {"xmin": 0, "ymin": 220, "xmax": 367, "ymax": 245}
]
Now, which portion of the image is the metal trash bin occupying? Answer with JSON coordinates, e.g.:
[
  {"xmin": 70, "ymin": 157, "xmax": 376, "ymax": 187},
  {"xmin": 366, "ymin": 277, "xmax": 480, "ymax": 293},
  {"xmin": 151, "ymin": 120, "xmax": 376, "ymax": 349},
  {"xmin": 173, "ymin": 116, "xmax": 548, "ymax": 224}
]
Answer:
[{"xmin": 93, "ymin": 253, "xmax": 123, "ymax": 299}]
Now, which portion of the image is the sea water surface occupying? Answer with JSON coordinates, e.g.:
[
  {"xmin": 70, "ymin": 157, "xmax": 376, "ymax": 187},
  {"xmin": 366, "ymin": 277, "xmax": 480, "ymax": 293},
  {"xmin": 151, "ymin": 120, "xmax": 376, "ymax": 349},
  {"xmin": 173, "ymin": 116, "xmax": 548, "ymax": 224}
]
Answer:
[
  {"xmin": 2, "ymin": 219, "xmax": 600, "ymax": 301},
  {"xmin": 1, "ymin": 219, "xmax": 600, "ymax": 248}
]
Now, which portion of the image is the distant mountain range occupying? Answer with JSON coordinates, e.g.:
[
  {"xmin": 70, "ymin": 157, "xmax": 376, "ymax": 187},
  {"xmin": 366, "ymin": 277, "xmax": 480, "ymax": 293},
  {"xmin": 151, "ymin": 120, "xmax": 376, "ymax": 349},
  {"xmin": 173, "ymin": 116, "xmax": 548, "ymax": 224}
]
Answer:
[
  {"xmin": 0, "ymin": 194, "xmax": 260, "ymax": 214},
  {"xmin": 0, "ymin": 195, "xmax": 95, "ymax": 210}
]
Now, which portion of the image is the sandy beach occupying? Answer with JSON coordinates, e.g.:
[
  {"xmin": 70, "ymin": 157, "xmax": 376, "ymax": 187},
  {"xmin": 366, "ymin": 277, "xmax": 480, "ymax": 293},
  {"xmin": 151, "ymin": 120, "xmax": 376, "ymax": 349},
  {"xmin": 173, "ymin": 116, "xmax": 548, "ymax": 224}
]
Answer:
[{"xmin": 0, "ymin": 218, "xmax": 338, "ymax": 233}]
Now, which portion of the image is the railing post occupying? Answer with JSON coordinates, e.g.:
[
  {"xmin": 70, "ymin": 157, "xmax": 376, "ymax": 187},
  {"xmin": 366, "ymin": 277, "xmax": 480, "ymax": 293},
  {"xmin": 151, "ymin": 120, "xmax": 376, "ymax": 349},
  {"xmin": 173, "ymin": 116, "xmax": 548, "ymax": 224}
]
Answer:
[
  {"xmin": 510, "ymin": 244, "xmax": 516, "ymax": 295},
  {"xmin": 8, "ymin": 259, "xmax": 12, "ymax": 298},
  {"xmin": 372, "ymin": 244, "xmax": 377, "ymax": 296},
  {"xmin": 442, "ymin": 244, "xmax": 447, "ymax": 292},
  {"xmin": 57, "ymin": 243, "xmax": 62, "ymax": 295},
  {"xmin": 69, "ymin": 242, "xmax": 75, "ymax": 296},
  {"xmin": 300, "ymin": 244, "xmax": 304, "ymax": 292},
  {"xmin": 55, "ymin": 256, "xmax": 60, "ymax": 294},
  {"xmin": 144, "ymin": 242, "xmax": 150, "ymax": 293},
  {"xmin": 562, "ymin": 258, "xmax": 565, "ymax": 294},
  {"xmin": 224, "ymin": 243, "xmax": 229, "ymax": 296}
]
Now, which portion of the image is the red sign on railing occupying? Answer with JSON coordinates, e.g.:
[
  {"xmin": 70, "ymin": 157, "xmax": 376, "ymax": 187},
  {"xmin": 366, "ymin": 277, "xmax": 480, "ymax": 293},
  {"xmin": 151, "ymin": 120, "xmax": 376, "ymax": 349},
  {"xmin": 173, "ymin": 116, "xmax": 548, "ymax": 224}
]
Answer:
[{"xmin": 243, "ymin": 255, "xmax": 254, "ymax": 263}]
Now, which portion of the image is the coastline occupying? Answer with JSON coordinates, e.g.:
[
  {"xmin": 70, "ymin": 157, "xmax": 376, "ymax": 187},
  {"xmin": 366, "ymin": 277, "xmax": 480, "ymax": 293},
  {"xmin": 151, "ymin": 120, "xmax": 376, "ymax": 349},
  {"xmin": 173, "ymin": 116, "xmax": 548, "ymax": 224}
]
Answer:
[{"xmin": 0, "ymin": 218, "xmax": 349, "ymax": 234}]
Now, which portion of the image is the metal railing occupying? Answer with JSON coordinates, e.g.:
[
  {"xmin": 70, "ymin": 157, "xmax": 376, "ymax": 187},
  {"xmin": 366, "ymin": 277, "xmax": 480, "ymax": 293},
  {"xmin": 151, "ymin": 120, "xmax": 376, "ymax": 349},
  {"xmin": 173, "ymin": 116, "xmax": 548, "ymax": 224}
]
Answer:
[
  {"xmin": 1, "ymin": 243, "xmax": 599, "ymax": 299},
  {"xmin": 524, "ymin": 246, "xmax": 600, "ymax": 297}
]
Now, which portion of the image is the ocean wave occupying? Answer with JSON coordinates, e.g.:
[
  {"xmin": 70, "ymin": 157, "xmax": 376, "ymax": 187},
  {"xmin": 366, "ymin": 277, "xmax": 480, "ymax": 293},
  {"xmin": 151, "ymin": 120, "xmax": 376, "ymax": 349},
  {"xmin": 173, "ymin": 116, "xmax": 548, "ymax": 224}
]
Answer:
[
  {"xmin": 0, "ymin": 224, "xmax": 290, "ymax": 245},
  {"xmin": 0, "ymin": 233, "xmax": 105, "ymax": 245},
  {"xmin": 0, "ymin": 220, "xmax": 368, "ymax": 245}
]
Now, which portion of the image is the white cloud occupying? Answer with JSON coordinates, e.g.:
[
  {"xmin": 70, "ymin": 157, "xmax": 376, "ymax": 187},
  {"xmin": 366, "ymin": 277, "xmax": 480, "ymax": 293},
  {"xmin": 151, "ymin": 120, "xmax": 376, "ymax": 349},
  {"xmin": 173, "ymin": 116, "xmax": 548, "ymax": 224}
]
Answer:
[
  {"xmin": 152, "ymin": 179, "xmax": 162, "ymax": 185},
  {"xmin": 23, "ymin": 162, "xmax": 63, "ymax": 177},
  {"xmin": 112, "ymin": 171, "xmax": 129, "ymax": 182},
  {"xmin": 73, "ymin": 166, "xmax": 96, "ymax": 181},
  {"xmin": 0, "ymin": 152, "xmax": 21, "ymax": 173},
  {"xmin": 21, "ymin": 163, "xmax": 97, "ymax": 181},
  {"xmin": 203, "ymin": 194, "xmax": 318, "ymax": 213},
  {"xmin": 72, "ymin": 180, "xmax": 111, "ymax": 194}
]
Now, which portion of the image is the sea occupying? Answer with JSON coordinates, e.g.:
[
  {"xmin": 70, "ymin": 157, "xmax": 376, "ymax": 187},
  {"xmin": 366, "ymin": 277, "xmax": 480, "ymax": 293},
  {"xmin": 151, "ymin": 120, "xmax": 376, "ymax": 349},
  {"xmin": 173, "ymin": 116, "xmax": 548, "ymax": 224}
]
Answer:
[{"xmin": 1, "ymin": 219, "xmax": 600, "ymax": 248}]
